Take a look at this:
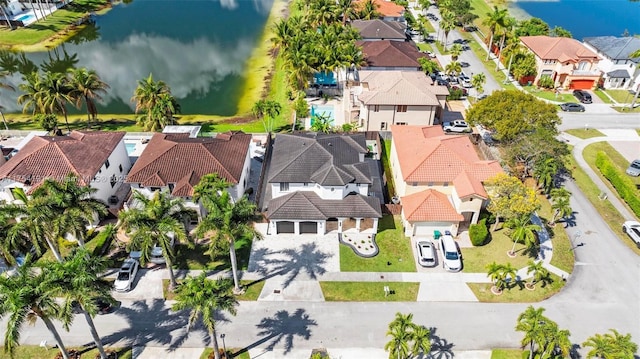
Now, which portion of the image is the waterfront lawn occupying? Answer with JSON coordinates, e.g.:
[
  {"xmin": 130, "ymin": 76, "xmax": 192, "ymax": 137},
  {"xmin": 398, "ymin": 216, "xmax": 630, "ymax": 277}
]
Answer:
[
  {"xmin": 320, "ymin": 281, "xmax": 419, "ymax": 301},
  {"xmin": 340, "ymin": 215, "xmax": 416, "ymax": 273},
  {"xmin": 467, "ymin": 273, "xmax": 564, "ymax": 302},
  {"xmin": 0, "ymin": 346, "xmax": 132, "ymax": 359},
  {"xmin": 0, "ymin": 0, "xmax": 109, "ymax": 48},
  {"xmin": 564, "ymin": 128, "xmax": 605, "ymax": 139}
]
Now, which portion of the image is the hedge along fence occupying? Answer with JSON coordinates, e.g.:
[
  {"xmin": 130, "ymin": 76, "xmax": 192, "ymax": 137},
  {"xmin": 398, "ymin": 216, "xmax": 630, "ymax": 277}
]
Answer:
[{"xmin": 594, "ymin": 151, "xmax": 640, "ymax": 218}]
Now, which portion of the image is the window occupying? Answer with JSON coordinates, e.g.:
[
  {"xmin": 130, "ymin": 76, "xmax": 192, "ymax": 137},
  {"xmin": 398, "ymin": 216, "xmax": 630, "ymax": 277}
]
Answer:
[
  {"xmin": 280, "ymin": 183, "xmax": 289, "ymax": 191},
  {"xmin": 443, "ymin": 182, "xmax": 449, "ymax": 187},
  {"xmin": 396, "ymin": 122, "xmax": 407, "ymax": 125},
  {"xmin": 119, "ymin": 164, "xmax": 123, "ymax": 173},
  {"xmin": 380, "ymin": 122, "xmax": 388, "ymax": 130},
  {"xmin": 303, "ymin": 183, "xmax": 308, "ymax": 187},
  {"xmin": 427, "ymin": 182, "xmax": 434, "ymax": 187},
  {"xmin": 578, "ymin": 61, "xmax": 589, "ymax": 70},
  {"xmin": 150, "ymin": 187, "xmax": 161, "ymax": 192},
  {"xmin": 412, "ymin": 182, "xmax": 417, "ymax": 186},
  {"xmin": 110, "ymin": 175, "xmax": 117, "ymax": 188},
  {"xmin": 104, "ymin": 159, "xmax": 110, "ymax": 169},
  {"xmin": 168, "ymin": 183, "xmax": 175, "ymax": 192},
  {"xmin": 373, "ymin": 105, "xmax": 380, "ymax": 112},
  {"xmin": 397, "ymin": 105, "xmax": 407, "ymax": 112}
]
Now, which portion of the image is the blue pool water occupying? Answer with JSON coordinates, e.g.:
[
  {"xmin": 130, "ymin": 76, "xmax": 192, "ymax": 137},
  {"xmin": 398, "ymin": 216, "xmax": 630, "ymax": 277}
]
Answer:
[
  {"xmin": 310, "ymin": 105, "xmax": 335, "ymax": 124},
  {"xmin": 16, "ymin": 14, "xmax": 35, "ymax": 23},
  {"xmin": 125, "ymin": 143, "xmax": 136, "ymax": 154}
]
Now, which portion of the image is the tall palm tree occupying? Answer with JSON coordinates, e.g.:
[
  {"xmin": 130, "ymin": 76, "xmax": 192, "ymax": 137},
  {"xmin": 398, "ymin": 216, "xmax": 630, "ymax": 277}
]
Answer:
[
  {"xmin": 45, "ymin": 248, "xmax": 114, "ymax": 359},
  {"xmin": 0, "ymin": 256, "xmax": 72, "ymax": 359},
  {"xmin": 118, "ymin": 190, "xmax": 190, "ymax": 290},
  {"xmin": 516, "ymin": 305, "xmax": 547, "ymax": 359},
  {"xmin": 150, "ymin": 92, "xmax": 180, "ymax": 131},
  {"xmin": 336, "ymin": 0, "xmax": 355, "ymax": 25},
  {"xmin": 172, "ymin": 273, "xmax": 238, "ymax": 359},
  {"xmin": 17, "ymin": 71, "xmax": 45, "ymax": 115},
  {"xmin": 497, "ymin": 16, "xmax": 516, "ymax": 65},
  {"xmin": 506, "ymin": 215, "xmax": 540, "ymax": 256},
  {"xmin": 0, "ymin": 70, "xmax": 15, "ymax": 130},
  {"xmin": 68, "ymin": 67, "xmax": 109, "ymax": 128},
  {"xmin": 483, "ymin": 6, "xmax": 508, "ymax": 60},
  {"xmin": 32, "ymin": 174, "xmax": 108, "ymax": 248},
  {"xmin": 449, "ymin": 43, "xmax": 463, "ymax": 60},
  {"xmin": 40, "ymin": 70, "xmax": 72, "ymax": 133},
  {"xmin": 525, "ymin": 260, "xmax": 550, "ymax": 288},
  {"xmin": 194, "ymin": 178, "xmax": 260, "ymax": 294},
  {"xmin": 252, "ymin": 99, "xmax": 281, "ymax": 133},
  {"xmin": 440, "ymin": 10, "xmax": 457, "ymax": 50},
  {"xmin": 385, "ymin": 325, "xmax": 411, "ymax": 359},
  {"xmin": 131, "ymin": 73, "xmax": 171, "ymax": 131},
  {"xmin": 471, "ymin": 73, "xmax": 486, "ymax": 98},
  {"xmin": 533, "ymin": 157, "xmax": 558, "ymax": 194},
  {"xmin": 358, "ymin": 0, "xmax": 380, "ymax": 20},
  {"xmin": 445, "ymin": 61, "xmax": 462, "ymax": 78}
]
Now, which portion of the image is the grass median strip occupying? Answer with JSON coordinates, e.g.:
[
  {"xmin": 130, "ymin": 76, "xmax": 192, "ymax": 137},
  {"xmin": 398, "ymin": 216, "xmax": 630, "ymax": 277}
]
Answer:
[
  {"xmin": 320, "ymin": 281, "xmax": 419, "ymax": 301},
  {"xmin": 0, "ymin": 346, "xmax": 132, "ymax": 359},
  {"xmin": 163, "ymin": 279, "xmax": 264, "ymax": 301},
  {"xmin": 491, "ymin": 349, "xmax": 527, "ymax": 359},
  {"xmin": 564, "ymin": 128, "xmax": 605, "ymax": 139},
  {"xmin": 468, "ymin": 273, "xmax": 564, "ymax": 303}
]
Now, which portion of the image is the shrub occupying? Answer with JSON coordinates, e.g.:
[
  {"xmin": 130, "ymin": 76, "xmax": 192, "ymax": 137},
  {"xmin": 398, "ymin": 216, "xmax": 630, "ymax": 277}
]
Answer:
[
  {"xmin": 538, "ymin": 75, "xmax": 554, "ymax": 89},
  {"xmin": 595, "ymin": 151, "xmax": 640, "ymax": 218},
  {"xmin": 447, "ymin": 88, "xmax": 465, "ymax": 100},
  {"xmin": 469, "ymin": 218, "xmax": 489, "ymax": 246},
  {"xmin": 91, "ymin": 224, "xmax": 116, "ymax": 257}
]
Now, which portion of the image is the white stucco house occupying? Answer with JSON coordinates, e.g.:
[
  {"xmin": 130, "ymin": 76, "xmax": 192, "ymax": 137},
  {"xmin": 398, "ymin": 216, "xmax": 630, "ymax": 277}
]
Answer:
[
  {"xmin": 582, "ymin": 36, "xmax": 640, "ymax": 90},
  {"xmin": 263, "ymin": 132, "xmax": 382, "ymax": 235}
]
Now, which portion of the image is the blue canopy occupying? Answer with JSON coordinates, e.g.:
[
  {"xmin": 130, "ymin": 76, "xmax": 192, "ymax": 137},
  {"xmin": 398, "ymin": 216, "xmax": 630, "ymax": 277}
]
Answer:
[{"xmin": 314, "ymin": 71, "xmax": 336, "ymax": 85}]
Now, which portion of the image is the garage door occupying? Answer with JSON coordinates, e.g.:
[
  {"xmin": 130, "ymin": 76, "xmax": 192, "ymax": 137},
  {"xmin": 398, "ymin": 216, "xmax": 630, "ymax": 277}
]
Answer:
[
  {"xmin": 569, "ymin": 80, "xmax": 594, "ymax": 90},
  {"xmin": 414, "ymin": 223, "xmax": 451, "ymax": 236},
  {"xmin": 276, "ymin": 221, "xmax": 294, "ymax": 234},
  {"xmin": 299, "ymin": 221, "xmax": 318, "ymax": 234}
]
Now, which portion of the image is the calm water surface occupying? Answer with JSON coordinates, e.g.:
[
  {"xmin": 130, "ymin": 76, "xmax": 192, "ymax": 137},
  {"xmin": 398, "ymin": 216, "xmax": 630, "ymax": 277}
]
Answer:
[{"xmin": 1, "ymin": 0, "xmax": 274, "ymax": 115}]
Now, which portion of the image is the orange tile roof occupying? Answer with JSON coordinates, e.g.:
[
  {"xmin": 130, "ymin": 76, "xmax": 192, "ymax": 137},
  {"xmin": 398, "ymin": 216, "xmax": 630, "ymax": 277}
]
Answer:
[
  {"xmin": 520, "ymin": 36, "xmax": 600, "ymax": 63},
  {"xmin": 355, "ymin": 0, "xmax": 405, "ymax": 17},
  {"xmin": 402, "ymin": 189, "xmax": 463, "ymax": 222},
  {"xmin": 391, "ymin": 125, "xmax": 502, "ymax": 196}
]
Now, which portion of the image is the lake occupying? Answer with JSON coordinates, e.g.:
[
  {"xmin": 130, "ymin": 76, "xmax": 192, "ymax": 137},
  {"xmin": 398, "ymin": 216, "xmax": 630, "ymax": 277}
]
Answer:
[
  {"xmin": 509, "ymin": 0, "xmax": 640, "ymax": 41},
  {"xmin": 0, "ymin": 0, "xmax": 274, "ymax": 115}
]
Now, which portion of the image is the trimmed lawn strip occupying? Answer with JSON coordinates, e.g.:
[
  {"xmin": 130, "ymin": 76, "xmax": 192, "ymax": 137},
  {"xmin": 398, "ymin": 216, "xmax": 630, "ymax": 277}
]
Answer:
[
  {"xmin": 173, "ymin": 236, "xmax": 253, "ymax": 270},
  {"xmin": 201, "ymin": 348, "xmax": 251, "ymax": 359},
  {"xmin": 320, "ymin": 281, "xmax": 419, "ymax": 301},
  {"xmin": 461, "ymin": 228, "xmax": 534, "ymax": 273},
  {"xmin": 0, "ymin": 346, "xmax": 132, "ymax": 359},
  {"xmin": 535, "ymin": 192, "xmax": 574, "ymax": 274},
  {"xmin": 340, "ymin": 215, "xmax": 416, "ymax": 272},
  {"xmin": 564, "ymin": 128, "xmax": 605, "ymax": 139},
  {"xmin": 522, "ymin": 86, "xmax": 576, "ymax": 103},
  {"xmin": 565, "ymin": 150, "xmax": 640, "ymax": 255},
  {"xmin": 603, "ymin": 89, "xmax": 636, "ymax": 104},
  {"xmin": 594, "ymin": 89, "xmax": 613, "ymax": 104},
  {"xmin": 612, "ymin": 105, "xmax": 640, "ymax": 113},
  {"xmin": 380, "ymin": 140, "xmax": 396, "ymax": 199},
  {"xmin": 584, "ymin": 142, "xmax": 640, "ymax": 187},
  {"xmin": 492, "ymin": 349, "xmax": 527, "ymax": 359},
  {"xmin": 467, "ymin": 273, "xmax": 565, "ymax": 302},
  {"xmin": 163, "ymin": 279, "xmax": 263, "ymax": 301}
]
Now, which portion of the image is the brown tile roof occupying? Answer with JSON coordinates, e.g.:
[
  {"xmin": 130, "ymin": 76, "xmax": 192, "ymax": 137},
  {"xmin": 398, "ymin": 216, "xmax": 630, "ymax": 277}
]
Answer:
[
  {"xmin": 126, "ymin": 131, "xmax": 251, "ymax": 197},
  {"xmin": 520, "ymin": 36, "xmax": 600, "ymax": 63},
  {"xmin": 358, "ymin": 71, "xmax": 449, "ymax": 106},
  {"xmin": 401, "ymin": 189, "xmax": 463, "ymax": 222},
  {"xmin": 0, "ymin": 131, "xmax": 125, "ymax": 189},
  {"xmin": 357, "ymin": 40, "xmax": 422, "ymax": 68},
  {"xmin": 351, "ymin": 19, "xmax": 407, "ymax": 40},
  {"xmin": 267, "ymin": 191, "xmax": 382, "ymax": 220},
  {"xmin": 391, "ymin": 125, "xmax": 502, "ymax": 196},
  {"xmin": 355, "ymin": 0, "xmax": 405, "ymax": 17}
]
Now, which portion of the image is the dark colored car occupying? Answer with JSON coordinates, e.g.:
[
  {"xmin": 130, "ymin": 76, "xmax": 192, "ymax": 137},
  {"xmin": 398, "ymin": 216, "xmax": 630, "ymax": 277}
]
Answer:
[
  {"xmin": 459, "ymin": 62, "xmax": 470, "ymax": 68},
  {"xmin": 72, "ymin": 298, "xmax": 116, "ymax": 315},
  {"xmin": 572, "ymin": 90, "xmax": 592, "ymax": 104},
  {"xmin": 559, "ymin": 103, "xmax": 585, "ymax": 112}
]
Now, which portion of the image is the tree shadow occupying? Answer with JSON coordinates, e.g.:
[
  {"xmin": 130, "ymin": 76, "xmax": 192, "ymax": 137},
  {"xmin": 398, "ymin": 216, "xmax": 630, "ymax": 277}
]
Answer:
[
  {"xmin": 561, "ymin": 212, "xmax": 577, "ymax": 228},
  {"xmin": 238, "ymin": 308, "xmax": 317, "ymax": 355},
  {"xmin": 427, "ymin": 327, "xmax": 455, "ymax": 359},
  {"xmin": 569, "ymin": 343, "xmax": 582, "ymax": 359}
]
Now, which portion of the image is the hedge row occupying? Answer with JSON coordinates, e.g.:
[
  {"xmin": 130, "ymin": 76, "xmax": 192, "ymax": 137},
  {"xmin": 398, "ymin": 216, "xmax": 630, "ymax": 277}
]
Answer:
[{"xmin": 594, "ymin": 151, "xmax": 640, "ymax": 218}]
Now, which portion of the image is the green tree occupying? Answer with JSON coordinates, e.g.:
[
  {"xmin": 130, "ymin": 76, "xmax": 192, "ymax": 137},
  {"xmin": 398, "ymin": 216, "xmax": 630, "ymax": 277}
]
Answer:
[
  {"xmin": 311, "ymin": 112, "xmax": 333, "ymax": 133},
  {"xmin": 358, "ymin": 0, "xmax": 380, "ymax": 20},
  {"xmin": 502, "ymin": 128, "xmax": 569, "ymax": 180},
  {"xmin": 550, "ymin": 26, "xmax": 572, "ymax": 38},
  {"xmin": 533, "ymin": 157, "xmax": 559, "ymax": 194},
  {"xmin": 252, "ymin": 99, "xmax": 282, "ymax": 133},
  {"xmin": 483, "ymin": 6, "xmax": 508, "ymax": 60},
  {"xmin": 486, "ymin": 262, "xmax": 516, "ymax": 292},
  {"xmin": 445, "ymin": 61, "xmax": 462, "ymax": 77},
  {"xmin": 336, "ymin": 0, "xmax": 356, "ymax": 25},
  {"xmin": 449, "ymin": 43, "xmax": 463, "ymax": 60},
  {"xmin": 465, "ymin": 90, "xmax": 561, "ymax": 142},
  {"xmin": 418, "ymin": 57, "xmax": 440, "ymax": 75},
  {"xmin": 67, "ymin": 67, "xmax": 109, "ymax": 128},
  {"xmin": 193, "ymin": 177, "xmax": 261, "ymax": 293},
  {"xmin": 510, "ymin": 51, "xmax": 537, "ymax": 82},
  {"xmin": 471, "ymin": 73, "xmax": 486, "ymax": 98},
  {"xmin": 525, "ymin": 260, "xmax": 551, "ymax": 288},
  {"xmin": 131, "ymin": 73, "xmax": 172, "ymax": 131},
  {"xmin": 385, "ymin": 312, "xmax": 431, "ymax": 359},
  {"xmin": 0, "ymin": 256, "xmax": 72, "ymax": 359},
  {"xmin": 172, "ymin": 273, "xmax": 238, "ymax": 359},
  {"xmin": 506, "ymin": 214, "xmax": 540, "ymax": 256},
  {"xmin": 17, "ymin": 72, "xmax": 44, "ymax": 116},
  {"xmin": 35, "ymin": 113, "xmax": 58, "ymax": 134},
  {"xmin": 118, "ymin": 190, "xmax": 190, "ymax": 290},
  {"xmin": 0, "ymin": 70, "xmax": 15, "ymax": 130},
  {"xmin": 40, "ymin": 71, "xmax": 73, "ymax": 133},
  {"xmin": 485, "ymin": 173, "xmax": 541, "ymax": 231},
  {"xmin": 550, "ymin": 188, "xmax": 572, "ymax": 225},
  {"xmin": 584, "ymin": 329, "xmax": 638, "ymax": 359},
  {"xmin": 515, "ymin": 17, "xmax": 550, "ymax": 36},
  {"xmin": 516, "ymin": 305, "xmax": 547, "ymax": 359},
  {"xmin": 440, "ymin": 10, "xmax": 457, "ymax": 50},
  {"xmin": 45, "ymin": 248, "xmax": 114, "ymax": 359}
]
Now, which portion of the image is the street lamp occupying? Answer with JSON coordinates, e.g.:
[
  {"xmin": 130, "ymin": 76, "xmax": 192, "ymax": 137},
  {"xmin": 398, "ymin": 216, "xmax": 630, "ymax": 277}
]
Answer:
[{"xmin": 220, "ymin": 333, "xmax": 227, "ymax": 358}]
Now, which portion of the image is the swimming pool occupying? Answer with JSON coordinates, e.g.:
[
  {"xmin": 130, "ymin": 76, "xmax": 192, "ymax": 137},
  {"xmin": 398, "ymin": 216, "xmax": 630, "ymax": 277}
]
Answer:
[
  {"xmin": 310, "ymin": 104, "xmax": 335, "ymax": 125},
  {"xmin": 125, "ymin": 143, "xmax": 136, "ymax": 155},
  {"xmin": 16, "ymin": 14, "xmax": 35, "ymax": 23}
]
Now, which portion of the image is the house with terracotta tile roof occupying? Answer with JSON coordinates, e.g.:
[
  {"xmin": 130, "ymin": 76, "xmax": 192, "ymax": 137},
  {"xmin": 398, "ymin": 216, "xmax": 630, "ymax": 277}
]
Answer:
[
  {"xmin": 355, "ymin": 0, "xmax": 405, "ymax": 22},
  {"xmin": 357, "ymin": 40, "xmax": 423, "ymax": 71},
  {"xmin": 348, "ymin": 70, "xmax": 449, "ymax": 131},
  {"xmin": 351, "ymin": 19, "xmax": 407, "ymax": 41},
  {"xmin": 519, "ymin": 35, "xmax": 602, "ymax": 90},
  {"xmin": 582, "ymin": 36, "xmax": 640, "ymax": 90},
  {"xmin": 389, "ymin": 125, "xmax": 503, "ymax": 236},
  {"xmin": 126, "ymin": 131, "xmax": 252, "ymax": 216},
  {"xmin": 263, "ymin": 132, "xmax": 382, "ymax": 235},
  {"xmin": 0, "ymin": 131, "xmax": 131, "ymax": 206}
]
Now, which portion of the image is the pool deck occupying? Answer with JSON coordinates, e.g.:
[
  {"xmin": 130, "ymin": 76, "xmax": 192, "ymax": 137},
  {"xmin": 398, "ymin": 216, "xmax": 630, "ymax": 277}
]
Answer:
[{"xmin": 305, "ymin": 98, "xmax": 346, "ymax": 129}]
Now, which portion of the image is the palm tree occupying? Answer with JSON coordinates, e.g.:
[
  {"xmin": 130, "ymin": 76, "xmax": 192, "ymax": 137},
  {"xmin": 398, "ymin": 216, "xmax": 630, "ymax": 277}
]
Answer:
[
  {"xmin": 40, "ymin": 70, "xmax": 73, "ymax": 133},
  {"xmin": 410, "ymin": 325, "xmax": 431, "ymax": 357},
  {"xmin": 471, "ymin": 73, "xmax": 486, "ymax": 98},
  {"xmin": 516, "ymin": 305, "xmax": 547, "ymax": 359},
  {"xmin": 336, "ymin": 0, "xmax": 355, "ymax": 25},
  {"xmin": 440, "ymin": 10, "xmax": 456, "ymax": 50},
  {"xmin": 486, "ymin": 262, "xmax": 516, "ymax": 293},
  {"xmin": 497, "ymin": 16, "xmax": 516, "ymax": 66},
  {"xmin": 506, "ymin": 215, "xmax": 540, "ymax": 256},
  {"xmin": 550, "ymin": 191, "xmax": 572, "ymax": 226},
  {"xmin": 0, "ymin": 70, "xmax": 15, "ymax": 130},
  {"xmin": 418, "ymin": 58, "xmax": 440, "ymax": 76},
  {"xmin": 445, "ymin": 61, "xmax": 462, "ymax": 78},
  {"xmin": 17, "ymin": 71, "xmax": 45, "ymax": 116},
  {"xmin": 172, "ymin": 273, "xmax": 238, "ymax": 359},
  {"xmin": 358, "ymin": 0, "xmax": 379, "ymax": 20},
  {"xmin": 194, "ymin": 183, "xmax": 260, "ymax": 293},
  {"xmin": 150, "ymin": 92, "xmax": 180, "ymax": 130},
  {"xmin": 583, "ymin": 333, "xmax": 614, "ymax": 358},
  {"xmin": 533, "ymin": 157, "xmax": 558, "ymax": 194},
  {"xmin": 0, "ymin": 256, "xmax": 72, "ymax": 359},
  {"xmin": 252, "ymin": 99, "xmax": 281, "ymax": 133},
  {"xmin": 525, "ymin": 260, "xmax": 550, "ymax": 289},
  {"xmin": 131, "ymin": 73, "xmax": 171, "ymax": 131},
  {"xmin": 118, "ymin": 190, "xmax": 190, "ymax": 290},
  {"xmin": 584, "ymin": 330, "xmax": 638, "ymax": 358},
  {"xmin": 483, "ymin": 6, "xmax": 508, "ymax": 60},
  {"xmin": 311, "ymin": 112, "xmax": 332, "ymax": 133},
  {"xmin": 45, "ymin": 248, "xmax": 114, "ymax": 359},
  {"xmin": 385, "ymin": 312, "xmax": 430, "ymax": 359},
  {"xmin": 449, "ymin": 43, "xmax": 463, "ymax": 60},
  {"xmin": 67, "ymin": 67, "xmax": 109, "ymax": 128},
  {"xmin": 385, "ymin": 325, "xmax": 411, "ymax": 359},
  {"xmin": 606, "ymin": 329, "xmax": 638, "ymax": 358}
]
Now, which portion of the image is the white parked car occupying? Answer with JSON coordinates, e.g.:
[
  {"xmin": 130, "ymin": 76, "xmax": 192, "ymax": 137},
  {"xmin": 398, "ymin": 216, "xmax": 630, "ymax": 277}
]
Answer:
[
  {"xmin": 626, "ymin": 159, "xmax": 640, "ymax": 177},
  {"xmin": 114, "ymin": 258, "xmax": 139, "ymax": 292},
  {"xmin": 622, "ymin": 221, "xmax": 640, "ymax": 248},
  {"xmin": 416, "ymin": 241, "xmax": 437, "ymax": 267},
  {"xmin": 459, "ymin": 73, "xmax": 472, "ymax": 88},
  {"xmin": 440, "ymin": 234, "xmax": 462, "ymax": 272},
  {"xmin": 442, "ymin": 120, "xmax": 471, "ymax": 133}
]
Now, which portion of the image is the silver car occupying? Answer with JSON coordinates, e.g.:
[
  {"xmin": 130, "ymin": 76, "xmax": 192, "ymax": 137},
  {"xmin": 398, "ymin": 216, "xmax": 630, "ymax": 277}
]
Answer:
[
  {"xmin": 114, "ymin": 258, "xmax": 139, "ymax": 292},
  {"xmin": 416, "ymin": 241, "xmax": 437, "ymax": 267},
  {"xmin": 626, "ymin": 159, "xmax": 640, "ymax": 177},
  {"xmin": 442, "ymin": 120, "xmax": 471, "ymax": 133},
  {"xmin": 622, "ymin": 221, "xmax": 640, "ymax": 248}
]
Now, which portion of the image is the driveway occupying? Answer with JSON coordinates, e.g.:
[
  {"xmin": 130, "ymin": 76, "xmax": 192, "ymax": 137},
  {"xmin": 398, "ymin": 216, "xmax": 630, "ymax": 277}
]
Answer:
[{"xmin": 109, "ymin": 268, "xmax": 165, "ymax": 302}]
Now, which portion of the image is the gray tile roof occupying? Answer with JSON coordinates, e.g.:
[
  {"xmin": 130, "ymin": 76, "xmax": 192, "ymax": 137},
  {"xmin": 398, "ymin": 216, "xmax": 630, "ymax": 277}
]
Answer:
[
  {"xmin": 583, "ymin": 36, "xmax": 640, "ymax": 61},
  {"xmin": 607, "ymin": 69, "xmax": 631, "ymax": 78},
  {"xmin": 267, "ymin": 191, "xmax": 382, "ymax": 220},
  {"xmin": 351, "ymin": 19, "xmax": 407, "ymax": 40},
  {"xmin": 268, "ymin": 133, "xmax": 371, "ymax": 186}
]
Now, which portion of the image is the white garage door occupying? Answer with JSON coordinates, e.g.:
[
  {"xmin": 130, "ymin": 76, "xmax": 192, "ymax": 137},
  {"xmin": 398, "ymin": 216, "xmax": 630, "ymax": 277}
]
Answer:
[{"xmin": 413, "ymin": 222, "xmax": 452, "ymax": 236}]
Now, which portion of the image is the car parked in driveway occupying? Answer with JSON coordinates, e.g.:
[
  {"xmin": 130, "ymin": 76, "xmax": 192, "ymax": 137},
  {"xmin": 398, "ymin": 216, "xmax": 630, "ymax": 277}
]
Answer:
[
  {"xmin": 440, "ymin": 234, "xmax": 462, "ymax": 272},
  {"xmin": 442, "ymin": 120, "xmax": 471, "ymax": 133},
  {"xmin": 114, "ymin": 258, "xmax": 139, "ymax": 292},
  {"xmin": 573, "ymin": 90, "xmax": 592, "ymax": 104},
  {"xmin": 625, "ymin": 159, "xmax": 640, "ymax": 176},
  {"xmin": 622, "ymin": 221, "xmax": 640, "ymax": 247},
  {"xmin": 560, "ymin": 103, "xmax": 585, "ymax": 112},
  {"xmin": 416, "ymin": 241, "xmax": 437, "ymax": 267}
]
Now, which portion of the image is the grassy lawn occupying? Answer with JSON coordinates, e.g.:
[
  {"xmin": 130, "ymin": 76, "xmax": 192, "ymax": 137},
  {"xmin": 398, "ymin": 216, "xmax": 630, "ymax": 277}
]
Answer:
[
  {"xmin": 492, "ymin": 349, "xmax": 527, "ymax": 359},
  {"xmin": 612, "ymin": 105, "xmax": 640, "ymax": 113},
  {"xmin": 521, "ymin": 86, "xmax": 576, "ymax": 103},
  {"xmin": 173, "ymin": 235, "xmax": 253, "ymax": 270},
  {"xmin": 564, "ymin": 128, "xmax": 605, "ymax": 139},
  {"xmin": 320, "ymin": 281, "xmax": 419, "ymax": 301},
  {"xmin": 0, "ymin": 0, "xmax": 109, "ymax": 49},
  {"xmin": 340, "ymin": 215, "xmax": 416, "ymax": 272},
  {"xmin": 468, "ymin": 273, "xmax": 565, "ymax": 302},
  {"xmin": 201, "ymin": 348, "xmax": 251, "ymax": 359},
  {"xmin": 461, "ymin": 227, "xmax": 535, "ymax": 273},
  {"xmin": 603, "ymin": 89, "xmax": 636, "ymax": 104},
  {"xmin": 380, "ymin": 140, "xmax": 395, "ymax": 199},
  {"xmin": 535, "ymin": 192, "xmax": 574, "ymax": 274},
  {"xmin": 0, "ymin": 346, "xmax": 132, "ymax": 359},
  {"xmin": 583, "ymin": 142, "xmax": 640, "ymax": 191},
  {"xmin": 593, "ymin": 89, "xmax": 613, "ymax": 104},
  {"xmin": 163, "ymin": 279, "xmax": 263, "ymax": 301},
  {"xmin": 566, "ymin": 149, "xmax": 640, "ymax": 255}
]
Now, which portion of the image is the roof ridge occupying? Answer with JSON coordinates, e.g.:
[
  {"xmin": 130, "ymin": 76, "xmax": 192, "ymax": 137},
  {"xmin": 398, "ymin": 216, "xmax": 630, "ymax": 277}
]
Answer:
[
  {"xmin": 200, "ymin": 142, "xmax": 235, "ymax": 182},
  {"xmin": 52, "ymin": 142, "xmax": 85, "ymax": 184}
]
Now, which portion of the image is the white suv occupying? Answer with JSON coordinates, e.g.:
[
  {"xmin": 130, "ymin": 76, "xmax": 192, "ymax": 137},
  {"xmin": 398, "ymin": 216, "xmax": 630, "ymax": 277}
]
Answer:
[
  {"xmin": 442, "ymin": 120, "xmax": 471, "ymax": 133},
  {"xmin": 626, "ymin": 160, "xmax": 640, "ymax": 177},
  {"xmin": 622, "ymin": 221, "xmax": 640, "ymax": 248},
  {"xmin": 459, "ymin": 73, "xmax": 472, "ymax": 88}
]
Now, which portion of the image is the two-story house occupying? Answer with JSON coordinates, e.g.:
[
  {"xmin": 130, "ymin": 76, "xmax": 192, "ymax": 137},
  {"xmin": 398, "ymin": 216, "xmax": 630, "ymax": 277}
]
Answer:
[
  {"xmin": 583, "ymin": 36, "xmax": 640, "ymax": 90},
  {"xmin": 520, "ymin": 35, "xmax": 602, "ymax": 90},
  {"xmin": 389, "ymin": 125, "xmax": 503, "ymax": 236},
  {"xmin": 355, "ymin": 0, "xmax": 405, "ymax": 22},
  {"xmin": 263, "ymin": 133, "xmax": 382, "ymax": 235},
  {"xmin": 0, "ymin": 131, "xmax": 131, "ymax": 208},
  {"xmin": 126, "ymin": 131, "xmax": 252, "ymax": 218},
  {"xmin": 357, "ymin": 40, "xmax": 424, "ymax": 71},
  {"xmin": 349, "ymin": 71, "xmax": 449, "ymax": 131},
  {"xmin": 351, "ymin": 19, "xmax": 407, "ymax": 41}
]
